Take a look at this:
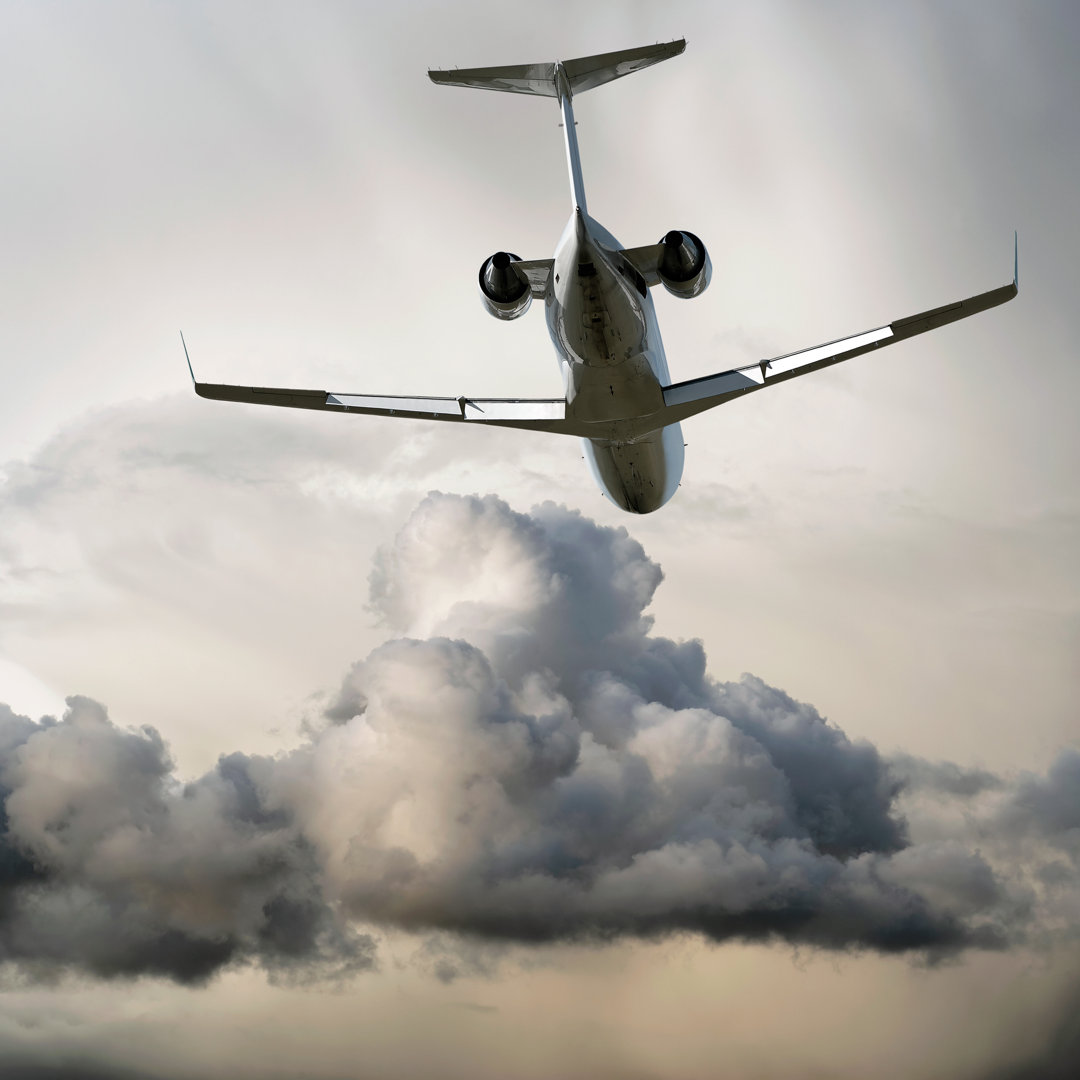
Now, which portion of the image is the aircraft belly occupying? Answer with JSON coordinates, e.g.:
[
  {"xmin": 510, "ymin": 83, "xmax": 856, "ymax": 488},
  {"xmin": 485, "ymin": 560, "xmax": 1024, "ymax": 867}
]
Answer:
[
  {"xmin": 544, "ymin": 210, "xmax": 685, "ymax": 510},
  {"xmin": 584, "ymin": 423, "xmax": 685, "ymax": 514},
  {"xmin": 568, "ymin": 354, "xmax": 663, "ymax": 423},
  {"xmin": 548, "ymin": 213, "xmax": 649, "ymax": 371},
  {"xmin": 553, "ymin": 292, "xmax": 647, "ymax": 371}
]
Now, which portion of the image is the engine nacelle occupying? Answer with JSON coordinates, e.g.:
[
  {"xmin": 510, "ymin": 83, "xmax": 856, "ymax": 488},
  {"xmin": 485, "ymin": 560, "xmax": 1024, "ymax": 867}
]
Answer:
[
  {"xmin": 478, "ymin": 251, "xmax": 532, "ymax": 320},
  {"xmin": 657, "ymin": 230, "xmax": 711, "ymax": 299}
]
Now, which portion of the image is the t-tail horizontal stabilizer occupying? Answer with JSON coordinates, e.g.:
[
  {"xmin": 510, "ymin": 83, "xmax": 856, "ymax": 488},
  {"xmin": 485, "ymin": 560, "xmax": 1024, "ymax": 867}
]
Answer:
[{"xmin": 428, "ymin": 40, "xmax": 685, "ymax": 98}]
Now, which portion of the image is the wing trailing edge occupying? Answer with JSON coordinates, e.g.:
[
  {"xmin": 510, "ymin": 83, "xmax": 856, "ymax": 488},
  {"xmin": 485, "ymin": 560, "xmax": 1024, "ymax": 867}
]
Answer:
[{"xmin": 191, "ymin": 379, "xmax": 593, "ymax": 436}]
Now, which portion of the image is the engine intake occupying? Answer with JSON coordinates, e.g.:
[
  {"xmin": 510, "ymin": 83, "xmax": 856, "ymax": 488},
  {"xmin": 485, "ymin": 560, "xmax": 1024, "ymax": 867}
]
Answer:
[
  {"xmin": 479, "ymin": 251, "xmax": 532, "ymax": 320},
  {"xmin": 658, "ymin": 230, "xmax": 711, "ymax": 299}
]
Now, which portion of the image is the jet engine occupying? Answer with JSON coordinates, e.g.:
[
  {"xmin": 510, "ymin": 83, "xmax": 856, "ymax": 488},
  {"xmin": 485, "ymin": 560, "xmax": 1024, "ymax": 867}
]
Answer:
[
  {"xmin": 478, "ymin": 251, "xmax": 532, "ymax": 320},
  {"xmin": 657, "ymin": 230, "xmax": 711, "ymax": 299}
]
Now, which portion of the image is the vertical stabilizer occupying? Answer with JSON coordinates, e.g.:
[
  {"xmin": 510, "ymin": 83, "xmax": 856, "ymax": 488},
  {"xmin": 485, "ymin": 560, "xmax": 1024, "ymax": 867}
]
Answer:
[{"xmin": 555, "ymin": 64, "xmax": 587, "ymax": 213}]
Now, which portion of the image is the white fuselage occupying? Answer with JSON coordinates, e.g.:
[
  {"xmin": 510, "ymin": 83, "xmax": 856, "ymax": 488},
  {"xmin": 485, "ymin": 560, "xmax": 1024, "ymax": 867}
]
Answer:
[
  {"xmin": 543, "ymin": 210, "xmax": 685, "ymax": 514},
  {"xmin": 542, "ymin": 70, "xmax": 683, "ymax": 514}
]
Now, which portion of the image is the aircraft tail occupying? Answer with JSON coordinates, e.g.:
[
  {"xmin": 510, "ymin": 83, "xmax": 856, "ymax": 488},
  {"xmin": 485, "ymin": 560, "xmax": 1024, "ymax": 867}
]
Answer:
[{"xmin": 428, "ymin": 39, "xmax": 685, "ymax": 98}]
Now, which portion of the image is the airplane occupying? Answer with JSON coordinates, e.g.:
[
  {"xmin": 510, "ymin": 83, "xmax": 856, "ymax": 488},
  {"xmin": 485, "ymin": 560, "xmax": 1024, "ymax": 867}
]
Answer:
[{"xmin": 185, "ymin": 39, "xmax": 1018, "ymax": 514}]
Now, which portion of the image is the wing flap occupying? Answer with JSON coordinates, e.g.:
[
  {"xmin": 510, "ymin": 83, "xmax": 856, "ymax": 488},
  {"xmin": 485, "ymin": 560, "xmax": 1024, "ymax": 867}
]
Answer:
[
  {"xmin": 759, "ymin": 325, "xmax": 895, "ymax": 380},
  {"xmin": 663, "ymin": 369, "xmax": 762, "ymax": 407}
]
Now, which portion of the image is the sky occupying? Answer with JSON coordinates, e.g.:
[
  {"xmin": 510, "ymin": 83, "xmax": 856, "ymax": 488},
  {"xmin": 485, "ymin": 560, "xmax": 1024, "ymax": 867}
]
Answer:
[{"xmin": 0, "ymin": 1, "xmax": 1077, "ymax": 1078}]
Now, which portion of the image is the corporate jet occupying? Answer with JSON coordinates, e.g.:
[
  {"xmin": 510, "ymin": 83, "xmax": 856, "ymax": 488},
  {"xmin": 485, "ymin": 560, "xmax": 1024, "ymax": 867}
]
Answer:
[{"xmin": 186, "ymin": 39, "xmax": 1017, "ymax": 514}]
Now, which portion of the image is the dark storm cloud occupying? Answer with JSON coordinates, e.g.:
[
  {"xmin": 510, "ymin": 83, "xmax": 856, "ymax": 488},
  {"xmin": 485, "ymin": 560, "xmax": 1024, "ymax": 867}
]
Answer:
[
  {"xmin": 0, "ymin": 698, "xmax": 374, "ymax": 985},
  {"xmin": 889, "ymin": 753, "xmax": 1006, "ymax": 798},
  {"xmin": 1001, "ymin": 751, "xmax": 1080, "ymax": 848},
  {"xmin": 0, "ymin": 494, "xmax": 1075, "ymax": 984},
  {"xmin": 311, "ymin": 496, "xmax": 1016, "ymax": 954}
]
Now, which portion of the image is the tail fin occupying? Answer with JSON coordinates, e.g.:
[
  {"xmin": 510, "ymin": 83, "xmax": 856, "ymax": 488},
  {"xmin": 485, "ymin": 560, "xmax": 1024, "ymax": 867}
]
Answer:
[{"xmin": 428, "ymin": 39, "xmax": 685, "ymax": 98}]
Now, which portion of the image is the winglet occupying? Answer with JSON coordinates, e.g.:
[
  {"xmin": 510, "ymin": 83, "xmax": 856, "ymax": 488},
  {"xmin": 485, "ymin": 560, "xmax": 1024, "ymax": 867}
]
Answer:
[
  {"xmin": 180, "ymin": 331, "xmax": 196, "ymax": 385},
  {"xmin": 1014, "ymin": 231, "xmax": 1019, "ymax": 289}
]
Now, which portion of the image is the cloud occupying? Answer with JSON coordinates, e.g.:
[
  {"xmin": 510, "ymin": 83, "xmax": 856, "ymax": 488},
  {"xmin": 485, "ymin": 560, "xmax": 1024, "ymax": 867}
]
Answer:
[
  {"xmin": 1, "ymin": 492, "xmax": 1076, "ymax": 985},
  {"xmin": 0, "ymin": 696, "xmax": 374, "ymax": 985},
  {"xmin": 889, "ymin": 753, "xmax": 1007, "ymax": 798}
]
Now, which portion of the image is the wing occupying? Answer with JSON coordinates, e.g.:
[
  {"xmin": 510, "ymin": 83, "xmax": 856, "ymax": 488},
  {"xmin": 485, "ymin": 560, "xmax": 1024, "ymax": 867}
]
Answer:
[
  {"xmin": 191, "ymin": 381, "xmax": 595, "ymax": 434},
  {"xmin": 661, "ymin": 241, "xmax": 1019, "ymax": 424},
  {"xmin": 180, "ymin": 334, "xmax": 587, "ymax": 434},
  {"xmin": 187, "ymin": 381, "xmax": 594, "ymax": 443}
]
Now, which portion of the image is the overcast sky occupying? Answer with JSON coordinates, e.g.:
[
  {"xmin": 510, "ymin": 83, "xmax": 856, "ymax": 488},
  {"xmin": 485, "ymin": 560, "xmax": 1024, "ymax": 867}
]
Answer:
[{"xmin": 0, "ymin": 2, "xmax": 1077, "ymax": 1078}]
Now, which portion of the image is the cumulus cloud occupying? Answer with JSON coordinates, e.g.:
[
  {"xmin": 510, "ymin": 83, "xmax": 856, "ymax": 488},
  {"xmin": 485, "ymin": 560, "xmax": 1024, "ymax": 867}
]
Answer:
[
  {"xmin": 0, "ymin": 698, "xmax": 374, "ymax": 985},
  {"xmin": 0, "ymin": 493, "xmax": 1076, "ymax": 984}
]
